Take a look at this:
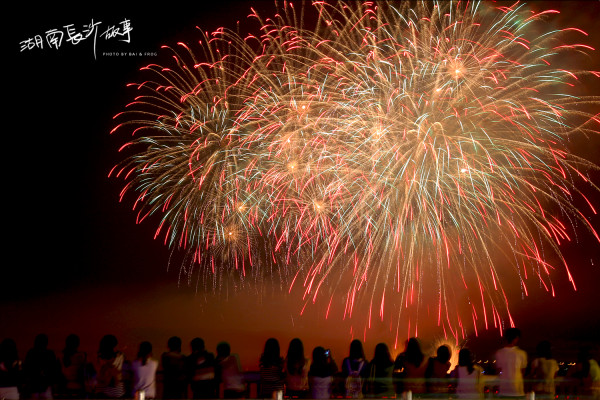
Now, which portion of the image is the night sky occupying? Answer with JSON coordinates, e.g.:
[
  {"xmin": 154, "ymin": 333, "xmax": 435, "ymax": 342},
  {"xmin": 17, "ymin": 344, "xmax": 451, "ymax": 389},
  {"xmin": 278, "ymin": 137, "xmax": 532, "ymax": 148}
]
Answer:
[{"xmin": 4, "ymin": 1, "xmax": 600, "ymax": 370}]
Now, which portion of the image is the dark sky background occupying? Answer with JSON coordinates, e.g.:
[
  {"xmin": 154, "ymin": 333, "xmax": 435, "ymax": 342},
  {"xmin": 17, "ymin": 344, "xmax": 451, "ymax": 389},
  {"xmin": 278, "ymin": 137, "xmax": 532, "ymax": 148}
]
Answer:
[{"xmin": 3, "ymin": 1, "xmax": 600, "ymax": 370}]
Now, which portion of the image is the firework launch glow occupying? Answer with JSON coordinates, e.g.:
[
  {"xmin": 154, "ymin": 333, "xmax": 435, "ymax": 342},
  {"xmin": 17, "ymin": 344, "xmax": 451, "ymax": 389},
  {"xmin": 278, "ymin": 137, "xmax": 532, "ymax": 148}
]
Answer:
[{"xmin": 111, "ymin": 1, "xmax": 600, "ymax": 341}]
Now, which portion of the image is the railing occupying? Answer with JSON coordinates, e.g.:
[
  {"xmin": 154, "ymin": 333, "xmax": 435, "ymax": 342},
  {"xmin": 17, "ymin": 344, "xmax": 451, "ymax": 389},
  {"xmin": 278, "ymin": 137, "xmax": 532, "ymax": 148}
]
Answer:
[{"xmin": 48, "ymin": 371, "xmax": 600, "ymax": 399}]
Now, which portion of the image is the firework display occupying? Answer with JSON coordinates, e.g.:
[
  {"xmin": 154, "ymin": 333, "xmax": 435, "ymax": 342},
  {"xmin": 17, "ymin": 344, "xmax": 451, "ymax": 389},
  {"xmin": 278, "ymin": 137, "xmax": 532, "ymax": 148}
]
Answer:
[{"xmin": 111, "ymin": 1, "xmax": 599, "ymax": 339}]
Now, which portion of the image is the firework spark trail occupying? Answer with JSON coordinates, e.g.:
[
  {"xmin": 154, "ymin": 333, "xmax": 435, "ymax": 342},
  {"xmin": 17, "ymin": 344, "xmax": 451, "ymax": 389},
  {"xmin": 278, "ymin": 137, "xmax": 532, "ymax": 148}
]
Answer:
[{"xmin": 111, "ymin": 1, "xmax": 600, "ymax": 340}]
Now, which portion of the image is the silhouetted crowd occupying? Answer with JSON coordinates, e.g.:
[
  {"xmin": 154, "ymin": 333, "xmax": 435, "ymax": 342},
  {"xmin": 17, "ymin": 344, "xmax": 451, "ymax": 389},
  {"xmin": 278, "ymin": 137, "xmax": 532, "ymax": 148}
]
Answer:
[{"xmin": 1, "ymin": 328, "xmax": 599, "ymax": 400}]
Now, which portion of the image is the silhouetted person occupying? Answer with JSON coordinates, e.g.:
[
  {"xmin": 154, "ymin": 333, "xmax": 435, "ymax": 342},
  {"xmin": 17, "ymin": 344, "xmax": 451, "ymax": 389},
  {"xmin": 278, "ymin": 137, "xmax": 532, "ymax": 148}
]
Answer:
[
  {"xmin": 342, "ymin": 339, "xmax": 368, "ymax": 398},
  {"xmin": 528, "ymin": 340, "xmax": 558, "ymax": 398},
  {"xmin": 451, "ymin": 348, "xmax": 483, "ymax": 399},
  {"xmin": 161, "ymin": 336, "xmax": 187, "ymax": 399},
  {"xmin": 365, "ymin": 343, "xmax": 394, "ymax": 397},
  {"xmin": 394, "ymin": 337, "xmax": 427, "ymax": 395},
  {"xmin": 308, "ymin": 346, "xmax": 338, "ymax": 400},
  {"xmin": 284, "ymin": 338, "xmax": 310, "ymax": 398},
  {"xmin": 131, "ymin": 341, "xmax": 158, "ymax": 399},
  {"xmin": 0, "ymin": 338, "xmax": 22, "ymax": 400},
  {"xmin": 58, "ymin": 334, "xmax": 86, "ymax": 399},
  {"xmin": 569, "ymin": 346, "xmax": 600, "ymax": 398},
  {"xmin": 24, "ymin": 334, "xmax": 59, "ymax": 399},
  {"xmin": 216, "ymin": 342, "xmax": 245, "ymax": 399},
  {"xmin": 495, "ymin": 328, "xmax": 527, "ymax": 398},
  {"xmin": 259, "ymin": 338, "xmax": 284, "ymax": 399},
  {"xmin": 186, "ymin": 338, "xmax": 216, "ymax": 399},
  {"xmin": 94, "ymin": 334, "xmax": 125, "ymax": 398},
  {"xmin": 425, "ymin": 345, "xmax": 451, "ymax": 394}
]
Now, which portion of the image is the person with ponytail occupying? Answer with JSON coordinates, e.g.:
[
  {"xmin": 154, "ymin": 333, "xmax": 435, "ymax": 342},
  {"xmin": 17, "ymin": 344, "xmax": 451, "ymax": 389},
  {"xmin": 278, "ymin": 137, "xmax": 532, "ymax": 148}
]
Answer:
[{"xmin": 131, "ymin": 341, "xmax": 158, "ymax": 399}]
